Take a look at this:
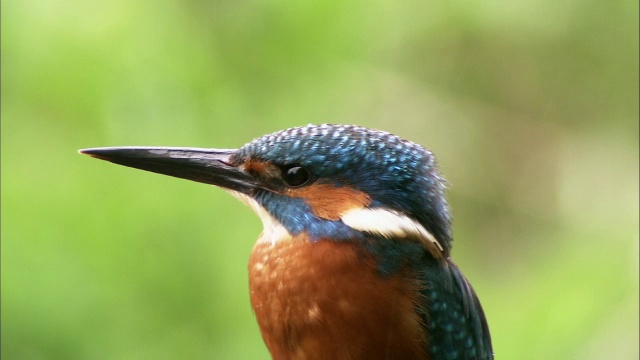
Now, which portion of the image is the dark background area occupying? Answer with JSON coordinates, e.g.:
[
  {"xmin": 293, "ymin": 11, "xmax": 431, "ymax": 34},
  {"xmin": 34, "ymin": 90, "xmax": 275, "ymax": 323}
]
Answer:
[{"xmin": 2, "ymin": 1, "xmax": 638, "ymax": 359}]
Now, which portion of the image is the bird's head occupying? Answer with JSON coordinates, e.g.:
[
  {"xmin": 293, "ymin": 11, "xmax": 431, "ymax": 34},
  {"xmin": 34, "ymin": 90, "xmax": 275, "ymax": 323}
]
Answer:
[{"xmin": 81, "ymin": 124, "xmax": 452, "ymax": 263}]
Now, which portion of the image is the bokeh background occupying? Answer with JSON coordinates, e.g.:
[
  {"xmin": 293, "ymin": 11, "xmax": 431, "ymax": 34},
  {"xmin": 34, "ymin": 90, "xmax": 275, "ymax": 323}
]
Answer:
[{"xmin": 2, "ymin": 0, "xmax": 638, "ymax": 359}]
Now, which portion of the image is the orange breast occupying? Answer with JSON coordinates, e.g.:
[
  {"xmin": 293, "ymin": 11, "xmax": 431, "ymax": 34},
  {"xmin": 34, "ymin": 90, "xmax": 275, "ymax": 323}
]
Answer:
[{"xmin": 248, "ymin": 235, "xmax": 428, "ymax": 360}]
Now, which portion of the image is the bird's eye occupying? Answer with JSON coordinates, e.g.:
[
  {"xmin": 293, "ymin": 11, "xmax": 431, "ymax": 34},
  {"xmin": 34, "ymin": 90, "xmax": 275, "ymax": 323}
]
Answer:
[{"xmin": 282, "ymin": 165, "xmax": 310, "ymax": 187}]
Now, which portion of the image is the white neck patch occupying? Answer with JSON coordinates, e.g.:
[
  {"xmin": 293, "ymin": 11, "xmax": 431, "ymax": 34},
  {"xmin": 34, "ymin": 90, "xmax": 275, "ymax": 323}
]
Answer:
[
  {"xmin": 227, "ymin": 191, "xmax": 291, "ymax": 245},
  {"xmin": 340, "ymin": 207, "xmax": 444, "ymax": 258},
  {"xmin": 227, "ymin": 191, "xmax": 443, "ymax": 256}
]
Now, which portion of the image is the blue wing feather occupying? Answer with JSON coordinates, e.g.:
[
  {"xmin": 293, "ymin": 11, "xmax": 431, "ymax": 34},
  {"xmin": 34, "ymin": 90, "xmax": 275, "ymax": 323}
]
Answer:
[{"xmin": 419, "ymin": 258, "xmax": 494, "ymax": 360}]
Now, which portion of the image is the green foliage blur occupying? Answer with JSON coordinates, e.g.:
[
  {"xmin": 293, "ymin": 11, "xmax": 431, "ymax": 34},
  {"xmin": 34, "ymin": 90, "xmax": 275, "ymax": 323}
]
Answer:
[{"xmin": 2, "ymin": 0, "xmax": 638, "ymax": 359}]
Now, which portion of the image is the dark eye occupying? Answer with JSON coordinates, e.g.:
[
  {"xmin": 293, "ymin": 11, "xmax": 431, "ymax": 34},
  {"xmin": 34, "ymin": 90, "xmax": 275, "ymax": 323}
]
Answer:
[{"xmin": 282, "ymin": 165, "xmax": 311, "ymax": 187}]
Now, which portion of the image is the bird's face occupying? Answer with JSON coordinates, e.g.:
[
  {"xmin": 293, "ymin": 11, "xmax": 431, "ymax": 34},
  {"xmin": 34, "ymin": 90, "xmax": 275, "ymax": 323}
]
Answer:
[{"xmin": 81, "ymin": 124, "xmax": 452, "ymax": 260}]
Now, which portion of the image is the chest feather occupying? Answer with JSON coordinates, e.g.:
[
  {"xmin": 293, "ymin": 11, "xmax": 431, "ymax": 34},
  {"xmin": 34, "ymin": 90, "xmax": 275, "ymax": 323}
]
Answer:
[{"xmin": 248, "ymin": 236, "xmax": 428, "ymax": 360}]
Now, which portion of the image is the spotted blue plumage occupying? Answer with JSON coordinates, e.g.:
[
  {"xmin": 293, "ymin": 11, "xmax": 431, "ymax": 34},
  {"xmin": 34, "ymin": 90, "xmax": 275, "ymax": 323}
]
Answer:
[{"xmin": 234, "ymin": 124, "xmax": 453, "ymax": 255}]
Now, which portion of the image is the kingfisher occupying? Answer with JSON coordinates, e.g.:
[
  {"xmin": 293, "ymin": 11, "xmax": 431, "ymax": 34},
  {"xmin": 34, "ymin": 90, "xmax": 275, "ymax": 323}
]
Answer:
[{"xmin": 80, "ymin": 124, "xmax": 493, "ymax": 360}]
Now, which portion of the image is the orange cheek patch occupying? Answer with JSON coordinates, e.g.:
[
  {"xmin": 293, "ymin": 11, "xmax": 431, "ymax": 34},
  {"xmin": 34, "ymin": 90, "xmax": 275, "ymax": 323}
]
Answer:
[{"xmin": 288, "ymin": 184, "xmax": 371, "ymax": 221}]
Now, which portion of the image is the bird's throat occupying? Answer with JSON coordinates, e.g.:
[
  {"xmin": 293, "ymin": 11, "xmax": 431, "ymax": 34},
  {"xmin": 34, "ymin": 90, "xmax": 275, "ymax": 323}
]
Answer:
[{"xmin": 227, "ymin": 190, "xmax": 292, "ymax": 244}]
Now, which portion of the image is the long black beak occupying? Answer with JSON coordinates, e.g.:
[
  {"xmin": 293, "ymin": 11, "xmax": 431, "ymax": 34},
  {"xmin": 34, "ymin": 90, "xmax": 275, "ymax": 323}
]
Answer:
[{"xmin": 79, "ymin": 147, "xmax": 256, "ymax": 194}]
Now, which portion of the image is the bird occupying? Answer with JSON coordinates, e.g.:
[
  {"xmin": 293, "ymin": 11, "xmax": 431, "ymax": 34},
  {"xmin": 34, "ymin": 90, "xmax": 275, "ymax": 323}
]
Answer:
[{"xmin": 79, "ymin": 124, "xmax": 493, "ymax": 360}]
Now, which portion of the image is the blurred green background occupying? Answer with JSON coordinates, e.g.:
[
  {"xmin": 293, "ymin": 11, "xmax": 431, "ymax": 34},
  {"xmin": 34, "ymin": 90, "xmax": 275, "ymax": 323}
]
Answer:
[{"xmin": 2, "ymin": 0, "xmax": 638, "ymax": 359}]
